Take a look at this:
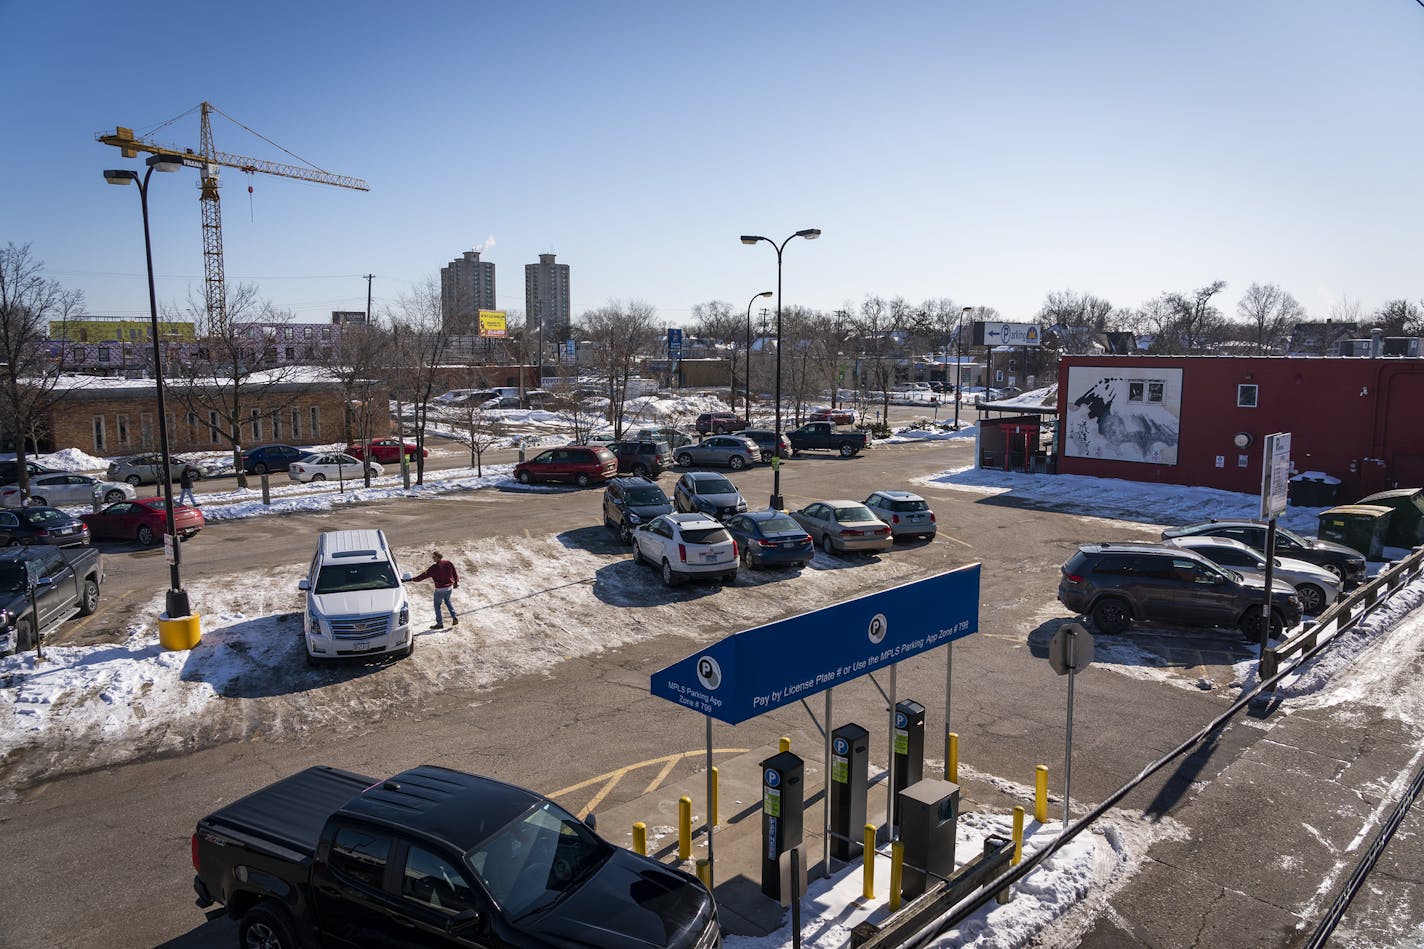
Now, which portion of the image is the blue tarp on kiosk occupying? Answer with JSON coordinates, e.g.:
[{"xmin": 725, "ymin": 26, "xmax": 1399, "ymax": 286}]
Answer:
[{"xmin": 650, "ymin": 564, "xmax": 981, "ymax": 725}]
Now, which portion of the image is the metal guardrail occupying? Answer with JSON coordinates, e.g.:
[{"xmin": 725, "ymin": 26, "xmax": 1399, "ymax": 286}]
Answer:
[{"xmin": 1262, "ymin": 546, "xmax": 1424, "ymax": 679}]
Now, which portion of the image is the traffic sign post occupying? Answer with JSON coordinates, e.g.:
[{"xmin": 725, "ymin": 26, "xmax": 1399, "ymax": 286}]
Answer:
[
  {"xmin": 1258, "ymin": 433, "xmax": 1292, "ymax": 657},
  {"xmin": 1049, "ymin": 622, "xmax": 1094, "ymax": 830}
]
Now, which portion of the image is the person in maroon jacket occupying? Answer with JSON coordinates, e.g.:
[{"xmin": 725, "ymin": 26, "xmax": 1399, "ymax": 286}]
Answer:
[{"xmin": 410, "ymin": 550, "xmax": 459, "ymax": 629}]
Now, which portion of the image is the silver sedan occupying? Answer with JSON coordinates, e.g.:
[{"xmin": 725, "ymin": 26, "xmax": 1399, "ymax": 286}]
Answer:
[
  {"xmin": 674, "ymin": 436, "xmax": 762, "ymax": 471},
  {"xmin": 791, "ymin": 500, "xmax": 894, "ymax": 555},
  {"xmin": 1, "ymin": 471, "xmax": 135, "ymax": 508},
  {"xmin": 1165, "ymin": 535, "xmax": 1341, "ymax": 614}
]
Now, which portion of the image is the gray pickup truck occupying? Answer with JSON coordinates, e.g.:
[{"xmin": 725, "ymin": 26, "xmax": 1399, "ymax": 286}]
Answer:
[
  {"xmin": 787, "ymin": 421, "xmax": 869, "ymax": 457},
  {"xmin": 0, "ymin": 545, "xmax": 104, "ymax": 655}
]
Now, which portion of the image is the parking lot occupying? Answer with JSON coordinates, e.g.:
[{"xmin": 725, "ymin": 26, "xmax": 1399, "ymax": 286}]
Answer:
[{"xmin": 0, "ymin": 428, "xmax": 1348, "ymax": 947}]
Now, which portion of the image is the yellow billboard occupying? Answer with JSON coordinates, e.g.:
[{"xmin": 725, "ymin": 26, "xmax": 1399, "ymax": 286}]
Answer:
[
  {"xmin": 478, "ymin": 310, "xmax": 507, "ymax": 338},
  {"xmin": 53, "ymin": 319, "xmax": 197, "ymax": 343}
]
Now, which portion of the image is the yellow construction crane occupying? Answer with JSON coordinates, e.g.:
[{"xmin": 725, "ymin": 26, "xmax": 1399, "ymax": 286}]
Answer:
[{"xmin": 97, "ymin": 101, "xmax": 369, "ymax": 328}]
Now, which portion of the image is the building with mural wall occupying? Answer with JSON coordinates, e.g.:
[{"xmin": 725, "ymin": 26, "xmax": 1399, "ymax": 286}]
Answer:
[{"xmin": 1055, "ymin": 355, "xmax": 1424, "ymax": 501}]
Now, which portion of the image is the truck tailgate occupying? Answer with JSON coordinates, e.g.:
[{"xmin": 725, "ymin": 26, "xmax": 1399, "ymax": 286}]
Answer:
[{"xmin": 201, "ymin": 766, "xmax": 373, "ymax": 857}]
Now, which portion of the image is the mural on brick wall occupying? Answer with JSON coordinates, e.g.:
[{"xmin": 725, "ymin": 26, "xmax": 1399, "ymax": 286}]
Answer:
[{"xmin": 1064, "ymin": 367, "xmax": 1182, "ymax": 465}]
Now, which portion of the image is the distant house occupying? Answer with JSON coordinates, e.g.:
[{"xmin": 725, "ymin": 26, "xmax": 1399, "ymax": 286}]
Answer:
[{"xmin": 1289, "ymin": 320, "xmax": 1359, "ymax": 356}]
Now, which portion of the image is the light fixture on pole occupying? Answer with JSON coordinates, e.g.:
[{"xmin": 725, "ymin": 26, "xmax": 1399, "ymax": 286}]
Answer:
[
  {"xmin": 744, "ymin": 290, "xmax": 772, "ymax": 419},
  {"xmin": 955, "ymin": 306, "xmax": 973, "ymax": 430},
  {"xmin": 104, "ymin": 154, "xmax": 199, "ymax": 636},
  {"xmin": 740, "ymin": 229, "xmax": 820, "ymax": 510}
]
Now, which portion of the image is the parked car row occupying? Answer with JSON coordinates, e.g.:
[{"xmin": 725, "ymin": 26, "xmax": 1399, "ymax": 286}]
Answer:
[{"xmin": 1056, "ymin": 519, "xmax": 1365, "ymax": 640}]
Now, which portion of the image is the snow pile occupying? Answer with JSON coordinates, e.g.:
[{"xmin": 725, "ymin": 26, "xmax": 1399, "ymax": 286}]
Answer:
[
  {"xmin": 39, "ymin": 448, "xmax": 109, "ymax": 472},
  {"xmin": 198, "ymin": 467, "xmax": 517, "ymax": 522},
  {"xmin": 917, "ymin": 464, "xmax": 1330, "ymax": 536}
]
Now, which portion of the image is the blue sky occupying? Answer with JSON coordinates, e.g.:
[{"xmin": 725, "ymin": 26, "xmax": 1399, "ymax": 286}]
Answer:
[{"xmin": 4, "ymin": 2, "xmax": 1421, "ymax": 327}]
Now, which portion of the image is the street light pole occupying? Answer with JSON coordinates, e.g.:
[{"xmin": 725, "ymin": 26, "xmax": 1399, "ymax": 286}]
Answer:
[
  {"xmin": 955, "ymin": 306, "xmax": 973, "ymax": 430},
  {"xmin": 741, "ymin": 229, "xmax": 820, "ymax": 510},
  {"xmin": 104, "ymin": 155, "xmax": 191, "ymax": 619},
  {"xmin": 744, "ymin": 290, "xmax": 772, "ymax": 420}
]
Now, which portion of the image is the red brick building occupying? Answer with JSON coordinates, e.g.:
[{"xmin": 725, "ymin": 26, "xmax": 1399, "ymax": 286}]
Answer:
[{"xmin": 1056, "ymin": 355, "xmax": 1424, "ymax": 501}]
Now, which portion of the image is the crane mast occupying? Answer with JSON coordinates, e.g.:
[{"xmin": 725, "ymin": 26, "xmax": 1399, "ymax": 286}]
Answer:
[{"xmin": 97, "ymin": 102, "xmax": 369, "ymax": 333}]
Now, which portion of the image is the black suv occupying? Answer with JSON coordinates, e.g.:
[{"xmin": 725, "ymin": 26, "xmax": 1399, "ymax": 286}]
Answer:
[
  {"xmin": 1058, "ymin": 542, "xmax": 1302, "ymax": 639},
  {"xmin": 1161, "ymin": 520, "xmax": 1367, "ymax": 589},
  {"xmin": 608, "ymin": 440, "xmax": 671, "ymax": 478},
  {"xmin": 695, "ymin": 412, "xmax": 747, "ymax": 435},
  {"xmin": 602, "ymin": 476, "xmax": 674, "ymax": 543}
]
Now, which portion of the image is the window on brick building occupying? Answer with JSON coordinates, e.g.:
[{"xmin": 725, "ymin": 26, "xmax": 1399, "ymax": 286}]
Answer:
[
  {"xmin": 116, "ymin": 414, "xmax": 130, "ymax": 447},
  {"xmin": 250, "ymin": 409, "xmax": 262, "ymax": 441},
  {"xmin": 1237, "ymin": 384, "xmax": 1259, "ymax": 408},
  {"xmin": 272, "ymin": 411, "xmax": 282, "ymax": 440},
  {"xmin": 310, "ymin": 406, "xmax": 320, "ymax": 438},
  {"xmin": 92, "ymin": 416, "xmax": 106, "ymax": 452},
  {"xmin": 291, "ymin": 408, "xmax": 302, "ymax": 440},
  {"xmin": 209, "ymin": 411, "xmax": 221, "ymax": 445},
  {"xmin": 140, "ymin": 413, "xmax": 154, "ymax": 449}
]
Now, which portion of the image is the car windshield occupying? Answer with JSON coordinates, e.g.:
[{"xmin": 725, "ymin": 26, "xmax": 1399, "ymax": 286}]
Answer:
[
  {"xmin": 697, "ymin": 477, "xmax": 736, "ymax": 495},
  {"xmin": 1276, "ymin": 527, "xmax": 1307, "ymax": 547},
  {"xmin": 0, "ymin": 564, "xmax": 29, "ymax": 594},
  {"xmin": 891, "ymin": 499, "xmax": 929, "ymax": 512},
  {"xmin": 834, "ymin": 506, "xmax": 876, "ymax": 523},
  {"xmin": 314, "ymin": 561, "xmax": 399, "ymax": 594},
  {"xmin": 681, "ymin": 527, "xmax": 731, "ymax": 545},
  {"xmin": 18, "ymin": 508, "xmax": 70, "ymax": 526},
  {"xmin": 626, "ymin": 487, "xmax": 667, "ymax": 505},
  {"xmin": 760, "ymin": 515, "xmax": 802, "ymax": 534},
  {"xmin": 465, "ymin": 801, "xmax": 611, "ymax": 920}
]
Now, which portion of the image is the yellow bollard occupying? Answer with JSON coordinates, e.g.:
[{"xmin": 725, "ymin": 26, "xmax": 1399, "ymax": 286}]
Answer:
[
  {"xmin": 632, "ymin": 821, "xmax": 647, "ymax": 856},
  {"xmin": 779, "ymin": 736, "xmax": 791, "ymax": 753},
  {"xmin": 695, "ymin": 858, "xmax": 711, "ymax": 888},
  {"xmin": 711, "ymin": 766, "xmax": 720, "ymax": 827},
  {"xmin": 889, "ymin": 841, "xmax": 904, "ymax": 911},
  {"xmin": 158, "ymin": 612, "xmax": 203, "ymax": 650},
  {"xmin": 678, "ymin": 796, "xmax": 692, "ymax": 861},
  {"xmin": 948, "ymin": 732, "xmax": 959, "ymax": 784},
  {"xmin": 862, "ymin": 823, "xmax": 877, "ymax": 899},
  {"xmin": 1035, "ymin": 765, "xmax": 1049, "ymax": 824},
  {"xmin": 1012, "ymin": 806, "xmax": 1025, "ymax": 865}
]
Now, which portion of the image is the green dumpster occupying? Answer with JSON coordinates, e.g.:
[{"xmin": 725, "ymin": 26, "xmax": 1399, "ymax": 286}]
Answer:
[
  {"xmin": 1357, "ymin": 488, "xmax": 1424, "ymax": 549},
  {"xmin": 1317, "ymin": 504, "xmax": 1395, "ymax": 561}
]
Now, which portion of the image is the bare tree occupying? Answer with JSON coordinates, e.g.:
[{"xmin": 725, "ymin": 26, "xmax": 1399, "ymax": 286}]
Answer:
[
  {"xmin": 1145, "ymin": 281, "xmax": 1227, "ymax": 354},
  {"xmin": 1236, "ymin": 283, "xmax": 1304, "ymax": 354},
  {"xmin": 579, "ymin": 299, "xmax": 659, "ymax": 439},
  {"xmin": 391, "ymin": 278, "xmax": 452, "ymax": 485},
  {"xmin": 1373, "ymin": 299, "xmax": 1424, "ymax": 337},
  {"xmin": 0, "ymin": 244, "xmax": 84, "ymax": 499},
  {"xmin": 450, "ymin": 401, "xmax": 504, "ymax": 475},
  {"xmin": 853, "ymin": 295, "xmax": 901, "ymax": 420},
  {"xmin": 164, "ymin": 282, "xmax": 310, "ymax": 489},
  {"xmin": 330, "ymin": 320, "xmax": 392, "ymax": 487}
]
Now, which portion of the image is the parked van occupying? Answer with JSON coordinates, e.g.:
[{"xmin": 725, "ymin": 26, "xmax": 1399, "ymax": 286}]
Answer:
[{"xmin": 298, "ymin": 529, "xmax": 414, "ymax": 665}]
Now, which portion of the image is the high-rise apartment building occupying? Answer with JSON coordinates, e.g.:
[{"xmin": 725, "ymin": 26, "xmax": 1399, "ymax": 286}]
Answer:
[
  {"xmin": 524, "ymin": 253, "xmax": 571, "ymax": 342},
  {"xmin": 441, "ymin": 250, "xmax": 496, "ymax": 334}
]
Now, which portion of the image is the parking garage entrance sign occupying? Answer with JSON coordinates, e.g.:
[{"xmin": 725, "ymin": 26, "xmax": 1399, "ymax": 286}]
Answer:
[{"xmin": 650, "ymin": 564, "xmax": 981, "ymax": 725}]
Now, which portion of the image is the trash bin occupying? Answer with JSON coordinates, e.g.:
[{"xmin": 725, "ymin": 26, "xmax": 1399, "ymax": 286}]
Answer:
[
  {"xmin": 1289, "ymin": 471, "xmax": 1341, "ymax": 507},
  {"xmin": 1317, "ymin": 504, "xmax": 1395, "ymax": 561},
  {"xmin": 1356, "ymin": 488, "xmax": 1424, "ymax": 549}
]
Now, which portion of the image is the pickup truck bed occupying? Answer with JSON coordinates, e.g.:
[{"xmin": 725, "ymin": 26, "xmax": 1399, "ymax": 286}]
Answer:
[{"xmin": 201, "ymin": 766, "xmax": 372, "ymax": 858}]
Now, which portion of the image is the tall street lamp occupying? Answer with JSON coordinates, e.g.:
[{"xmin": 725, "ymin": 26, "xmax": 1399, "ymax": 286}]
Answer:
[
  {"xmin": 744, "ymin": 290, "xmax": 772, "ymax": 419},
  {"xmin": 955, "ymin": 306, "xmax": 973, "ymax": 430},
  {"xmin": 104, "ymin": 154, "xmax": 195, "ymax": 625},
  {"xmin": 740, "ymin": 229, "xmax": 820, "ymax": 509}
]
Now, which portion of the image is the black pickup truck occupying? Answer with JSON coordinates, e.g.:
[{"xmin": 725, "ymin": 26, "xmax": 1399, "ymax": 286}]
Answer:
[
  {"xmin": 0, "ymin": 544, "xmax": 103, "ymax": 655},
  {"xmin": 787, "ymin": 421, "xmax": 869, "ymax": 458},
  {"xmin": 192, "ymin": 765, "xmax": 720, "ymax": 949}
]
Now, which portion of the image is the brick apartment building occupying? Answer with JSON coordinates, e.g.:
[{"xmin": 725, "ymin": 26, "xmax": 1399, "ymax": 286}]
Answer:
[{"xmin": 29, "ymin": 375, "xmax": 388, "ymax": 455}]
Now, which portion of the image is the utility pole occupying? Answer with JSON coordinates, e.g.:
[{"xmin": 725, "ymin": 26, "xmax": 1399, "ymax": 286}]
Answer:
[{"xmin": 364, "ymin": 274, "xmax": 374, "ymax": 323}]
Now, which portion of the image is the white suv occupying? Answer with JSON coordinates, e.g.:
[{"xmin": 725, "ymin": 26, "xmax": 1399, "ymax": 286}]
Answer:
[
  {"xmin": 631, "ymin": 512, "xmax": 738, "ymax": 587},
  {"xmin": 298, "ymin": 529, "xmax": 414, "ymax": 665}
]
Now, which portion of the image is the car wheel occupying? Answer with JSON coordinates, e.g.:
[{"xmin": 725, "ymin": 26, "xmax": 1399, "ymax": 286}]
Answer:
[
  {"xmin": 5, "ymin": 539, "xmax": 21, "ymax": 547},
  {"xmin": 14, "ymin": 617, "xmax": 35, "ymax": 652},
  {"xmin": 838, "ymin": 443, "xmax": 856, "ymax": 458},
  {"xmin": 661, "ymin": 559, "xmax": 682, "ymax": 587},
  {"xmin": 517, "ymin": 470, "xmax": 532, "ymax": 485},
  {"xmin": 305, "ymin": 653, "xmax": 330, "ymax": 669},
  {"xmin": 619, "ymin": 523, "xmax": 632, "ymax": 545},
  {"xmin": 728, "ymin": 455, "xmax": 746, "ymax": 471},
  {"xmin": 28, "ymin": 496, "xmax": 45, "ymax": 507},
  {"xmin": 185, "ymin": 468, "xmax": 202, "ymax": 482},
  {"xmin": 632, "ymin": 463, "xmax": 648, "ymax": 477},
  {"xmin": 125, "ymin": 475, "xmax": 142, "ymax": 487},
  {"xmin": 740, "ymin": 546, "xmax": 751, "ymax": 568},
  {"xmin": 1239, "ymin": 608, "xmax": 1284, "ymax": 641},
  {"xmin": 676, "ymin": 453, "xmax": 693, "ymax": 467},
  {"xmin": 576, "ymin": 473, "xmax": 592, "ymax": 488},
  {"xmin": 136, "ymin": 524, "xmax": 156, "ymax": 546},
  {"xmin": 632, "ymin": 541, "xmax": 646, "ymax": 565},
  {"xmin": 723, "ymin": 573, "xmax": 736, "ymax": 585},
  {"xmin": 398, "ymin": 637, "xmax": 415, "ymax": 660},
  {"xmin": 238, "ymin": 900, "xmax": 301, "ymax": 949},
  {"xmin": 822, "ymin": 534, "xmax": 836, "ymax": 555},
  {"xmin": 252, "ymin": 462, "xmax": 269, "ymax": 475},
  {"xmin": 312, "ymin": 473, "xmax": 327, "ymax": 482},
  {"xmin": 104, "ymin": 489, "xmax": 125, "ymax": 504},
  {"xmin": 1090, "ymin": 598, "xmax": 1132, "ymax": 635},
  {"xmin": 1322, "ymin": 563, "xmax": 1344, "ymax": 582},
  {"xmin": 78, "ymin": 578, "xmax": 100, "ymax": 616},
  {"xmin": 1296, "ymin": 583, "xmax": 1327, "ymax": 615}
]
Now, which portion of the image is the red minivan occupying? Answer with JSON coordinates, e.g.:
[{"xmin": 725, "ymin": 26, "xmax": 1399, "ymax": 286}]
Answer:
[{"xmin": 513, "ymin": 445, "xmax": 619, "ymax": 487}]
